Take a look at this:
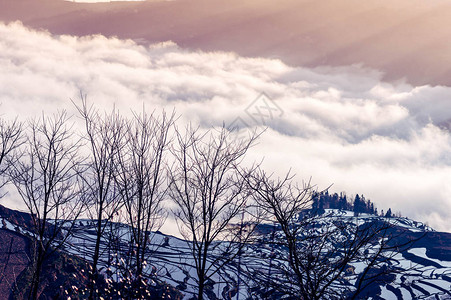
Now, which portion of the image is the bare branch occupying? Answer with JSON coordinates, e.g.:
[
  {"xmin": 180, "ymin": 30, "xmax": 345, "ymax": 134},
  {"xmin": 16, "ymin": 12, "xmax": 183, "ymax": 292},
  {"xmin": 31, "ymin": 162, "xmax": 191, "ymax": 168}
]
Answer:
[{"xmin": 169, "ymin": 125, "xmax": 259, "ymax": 300}]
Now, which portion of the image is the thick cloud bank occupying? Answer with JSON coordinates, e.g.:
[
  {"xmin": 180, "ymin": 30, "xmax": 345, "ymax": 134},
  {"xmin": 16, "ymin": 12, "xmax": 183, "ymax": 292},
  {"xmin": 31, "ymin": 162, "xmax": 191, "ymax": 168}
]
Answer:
[{"xmin": 1, "ymin": 22, "xmax": 451, "ymax": 232}]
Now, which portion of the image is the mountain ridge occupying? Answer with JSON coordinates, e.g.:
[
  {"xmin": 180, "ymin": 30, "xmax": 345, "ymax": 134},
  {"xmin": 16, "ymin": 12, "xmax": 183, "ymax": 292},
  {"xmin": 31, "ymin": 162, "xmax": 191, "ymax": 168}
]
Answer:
[{"xmin": 1, "ymin": 204, "xmax": 451, "ymax": 299}]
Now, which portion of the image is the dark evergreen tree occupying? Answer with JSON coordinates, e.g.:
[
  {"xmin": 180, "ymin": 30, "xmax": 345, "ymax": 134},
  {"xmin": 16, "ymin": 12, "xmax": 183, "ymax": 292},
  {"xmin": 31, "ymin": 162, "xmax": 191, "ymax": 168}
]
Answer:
[
  {"xmin": 332, "ymin": 193, "xmax": 339, "ymax": 209},
  {"xmin": 339, "ymin": 194, "xmax": 347, "ymax": 210},
  {"xmin": 318, "ymin": 195, "xmax": 325, "ymax": 215},
  {"xmin": 353, "ymin": 194, "xmax": 361, "ymax": 216},
  {"xmin": 385, "ymin": 208, "xmax": 392, "ymax": 218},
  {"xmin": 312, "ymin": 192, "xmax": 319, "ymax": 214}
]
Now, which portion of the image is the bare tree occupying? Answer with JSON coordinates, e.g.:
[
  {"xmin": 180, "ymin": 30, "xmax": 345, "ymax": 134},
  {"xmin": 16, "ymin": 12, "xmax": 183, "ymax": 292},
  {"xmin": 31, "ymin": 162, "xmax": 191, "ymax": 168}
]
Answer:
[
  {"xmin": 75, "ymin": 99, "xmax": 126, "ymax": 300},
  {"xmin": 168, "ymin": 125, "xmax": 259, "ymax": 300},
  {"xmin": 9, "ymin": 112, "xmax": 85, "ymax": 299},
  {"xmin": 245, "ymin": 168, "xmax": 417, "ymax": 299},
  {"xmin": 0, "ymin": 117, "xmax": 23, "ymax": 197},
  {"xmin": 113, "ymin": 110, "xmax": 175, "ymax": 298}
]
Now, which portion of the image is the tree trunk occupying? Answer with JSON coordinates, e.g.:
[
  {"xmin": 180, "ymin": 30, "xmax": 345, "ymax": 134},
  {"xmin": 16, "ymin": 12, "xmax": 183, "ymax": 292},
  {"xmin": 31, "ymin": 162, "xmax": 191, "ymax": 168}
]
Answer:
[
  {"xmin": 88, "ymin": 217, "xmax": 103, "ymax": 300},
  {"xmin": 198, "ymin": 279, "xmax": 205, "ymax": 300},
  {"xmin": 30, "ymin": 244, "xmax": 44, "ymax": 300}
]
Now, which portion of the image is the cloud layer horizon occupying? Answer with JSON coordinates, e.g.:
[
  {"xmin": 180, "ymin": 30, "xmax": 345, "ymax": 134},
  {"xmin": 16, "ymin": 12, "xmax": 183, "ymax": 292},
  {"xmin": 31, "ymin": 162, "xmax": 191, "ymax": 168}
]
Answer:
[{"xmin": 1, "ymin": 22, "xmax": 451, "ymax": 233}]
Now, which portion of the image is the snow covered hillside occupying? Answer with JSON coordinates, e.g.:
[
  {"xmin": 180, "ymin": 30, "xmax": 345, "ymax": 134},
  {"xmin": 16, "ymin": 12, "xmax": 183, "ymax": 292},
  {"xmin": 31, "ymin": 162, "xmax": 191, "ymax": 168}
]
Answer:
[{"xmin": 55, "ymin": 209, "xmax": 451, "ymax": 299}]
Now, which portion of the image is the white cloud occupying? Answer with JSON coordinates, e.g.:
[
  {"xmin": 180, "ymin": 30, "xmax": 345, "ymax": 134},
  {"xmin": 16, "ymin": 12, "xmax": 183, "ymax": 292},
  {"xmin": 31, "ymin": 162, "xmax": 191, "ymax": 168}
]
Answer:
[{"xmin": 1, "ymin": 21, "xmax": 451, "ymax": 232}]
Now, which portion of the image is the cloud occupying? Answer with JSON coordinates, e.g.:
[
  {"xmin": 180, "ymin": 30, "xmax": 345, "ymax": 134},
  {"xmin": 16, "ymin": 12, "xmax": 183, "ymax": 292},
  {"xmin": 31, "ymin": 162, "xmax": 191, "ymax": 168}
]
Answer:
[{"xmin": 1, "ymin": 21, "xmax": 451, "ymax": 232}]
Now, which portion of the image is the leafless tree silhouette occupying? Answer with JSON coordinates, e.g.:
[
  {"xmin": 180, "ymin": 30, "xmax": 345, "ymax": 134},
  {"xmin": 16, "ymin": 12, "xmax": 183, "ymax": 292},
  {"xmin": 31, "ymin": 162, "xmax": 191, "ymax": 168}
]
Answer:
[
  {"xmin": 0, "ymin": 117, "xmax": 23, "ymax": 197},
  {"xmin": 245, "ymin": 168, "xmax": 418, "ymax": 299},
  {"xmin": 9, "ymin": 112, "xmax": 85, "ymax": 299},
  {"xmin": 75, "ymin": 99, "xmax": 126, "ymax": 300},
  {"xmin": 113, "ymin": 110, "xmax": 175, "ymax": 298},
  {"xmin": 169, "ymin": 125, "xmax": 259, "ymax": 300}
]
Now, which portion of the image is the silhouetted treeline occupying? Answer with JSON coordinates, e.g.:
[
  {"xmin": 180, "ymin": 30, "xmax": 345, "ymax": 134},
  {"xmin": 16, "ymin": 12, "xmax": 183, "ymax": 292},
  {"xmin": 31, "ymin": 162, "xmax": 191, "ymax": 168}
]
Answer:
[{"xmin": 311, "ymin": 191, "xmax": 394, "ymax": 217}]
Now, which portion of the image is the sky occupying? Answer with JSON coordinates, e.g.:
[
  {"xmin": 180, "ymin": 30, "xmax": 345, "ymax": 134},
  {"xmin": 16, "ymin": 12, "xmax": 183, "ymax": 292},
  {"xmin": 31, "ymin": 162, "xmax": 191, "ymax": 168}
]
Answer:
[
  {"xmin": 2, "ymin": 0, "xmax": 451, "ymax": 86},
  {"xmin": 1, "ymin": 1, "xmax": 451, "ymax": 234},
  {"xmin": 65, "ymin": 0, "xmax": 145, "ymax": 2}
]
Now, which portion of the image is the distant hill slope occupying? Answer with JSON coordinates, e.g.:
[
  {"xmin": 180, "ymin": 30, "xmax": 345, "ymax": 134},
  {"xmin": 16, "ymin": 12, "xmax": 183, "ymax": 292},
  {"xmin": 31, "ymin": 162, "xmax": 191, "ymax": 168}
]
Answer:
[
  {"xmin": 0, "ymin": 229, "xmax": 29, "ymax": 299},
  {"xmin": 64, "ymin": 209, "xmax": 451, "ymax": 299},
  {"xmin": 0, "ymin": 204, "xmax": 182, "ymax": 299},
  {"xmin": 1, "ymin": 204, "xmax": 451, "ymax": 299},
  {"xmin": 0, "ymin": 205, "xmax": 92, "ymax": 299}
]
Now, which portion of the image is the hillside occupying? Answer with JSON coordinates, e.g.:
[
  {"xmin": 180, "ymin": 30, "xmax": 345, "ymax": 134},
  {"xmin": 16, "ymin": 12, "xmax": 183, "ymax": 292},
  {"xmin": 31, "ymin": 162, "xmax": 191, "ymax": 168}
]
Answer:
[{"xmin": 1, "ymin": 205, "xmax": 451, "ymax": 299}]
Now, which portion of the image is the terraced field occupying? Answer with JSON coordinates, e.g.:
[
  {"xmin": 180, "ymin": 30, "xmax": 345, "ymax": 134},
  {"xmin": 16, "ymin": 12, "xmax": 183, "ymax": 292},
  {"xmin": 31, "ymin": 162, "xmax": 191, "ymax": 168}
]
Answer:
[{"xmin": 61, "ymin": 210, "xmax": 451, "ymax": 299}]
